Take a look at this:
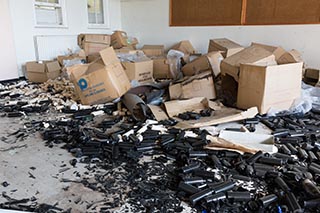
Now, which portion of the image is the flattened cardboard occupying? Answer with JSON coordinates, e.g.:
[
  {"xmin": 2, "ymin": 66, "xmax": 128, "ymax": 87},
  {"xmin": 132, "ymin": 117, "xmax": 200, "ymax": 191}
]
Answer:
[
  {"xmin": 221, "ymin": 45, "xmax": 277, "ymax": 82},
  {"xmin": 26, "ymin": 61, "xmax": 61, "ymax": 83},
  {"xmin": 219, "ymin": 131, "xmax": 276, "ymax": 153},
  {"xmin": 277, "ymin": 49, "xmax": 303, "ymax": 65},
  {"xmin": 251, "ymin": 42, "xmax": 286, "ymax": 61},
  {"xmin": 153, "ymin": 57, "xmax": 171, "ymax": 79},
  {"xmin": 171, "ymin": 40, "xmax": 196, "ymax": 55},
  {"xmin": 164, "ymin": 97, "xmax": 209, "ymax": 118},
  {"xmin": 169, "ymin": 71, "xmax": 216, "ymax": 100},
  {"xmin": 71, "ymin": 47, "xmax": 131, "ymax": 105},
  {"xmin": 175, "ymin": 106, "xmax": 259, "ymax": 129},
  {"xmin": 122, "ymin": 59, "xmax": 154, "ymax": 84},
  {"xmin": 237, "ymin": 63, "xmax": 303, "ymax": 114},
  {"xmin": 182, "ymin": 51, "xmax": 223, "ymax": 76},
  {"xmin": 208, "ymin": 38, "xmax": 244, "ymax": 58},
  {"xmin": 148, "ymin": 105, "xmax": 169, "ymax": 121},
  {"xmin": 141, "ymin": 45, "xmax": 165, "ymax": 57}
]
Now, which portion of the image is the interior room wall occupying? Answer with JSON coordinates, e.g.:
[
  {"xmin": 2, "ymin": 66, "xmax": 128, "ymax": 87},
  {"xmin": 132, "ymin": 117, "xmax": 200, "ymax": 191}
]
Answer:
[
  {"xmin": 9, "ymin": 0, "xmax": 122, "ymax": 76},
  {"xmin": 121, "ymin": 0, "xmax": 320, "ymax": 69},
  {"xmin": 0, "ymin": 0, "xmax": 19, "ymax": 80}
]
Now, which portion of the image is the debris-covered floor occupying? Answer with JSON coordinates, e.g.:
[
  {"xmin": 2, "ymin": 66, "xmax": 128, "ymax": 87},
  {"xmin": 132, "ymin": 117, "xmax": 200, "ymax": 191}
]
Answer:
[{"xmin": 1, "ymin": 79, "xmax": 320, "ymax": 213}]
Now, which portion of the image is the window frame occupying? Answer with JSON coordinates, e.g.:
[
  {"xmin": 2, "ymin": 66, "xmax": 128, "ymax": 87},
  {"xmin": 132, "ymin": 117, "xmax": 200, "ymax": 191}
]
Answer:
[
  {"xmin": 33, "ymin": 0, "xmax": 68, "ymax": 28},
  {"xmin": 86, "ymin": 0, "xmax": 110, "ymax": 29}
]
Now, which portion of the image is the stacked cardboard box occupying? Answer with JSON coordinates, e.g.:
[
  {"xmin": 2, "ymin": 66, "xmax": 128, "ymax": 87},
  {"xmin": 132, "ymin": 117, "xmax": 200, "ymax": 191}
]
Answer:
[{"xmin": 78, "ymin": 34, "xmax": 111, "ymax": 57}]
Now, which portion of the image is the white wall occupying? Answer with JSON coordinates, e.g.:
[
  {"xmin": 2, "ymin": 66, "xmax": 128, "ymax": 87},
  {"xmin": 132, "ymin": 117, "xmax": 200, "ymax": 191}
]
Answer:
[
  {"xmin": 0, "ymin": 0, "xmax": 19, "ymax": 80},
  {"xmin": 9, "ymin": 0, "xmax": 122, "ymax": 76},
  {"xmin": 121, "ymin": 0, "xmax": 320, "ymax": 69}
]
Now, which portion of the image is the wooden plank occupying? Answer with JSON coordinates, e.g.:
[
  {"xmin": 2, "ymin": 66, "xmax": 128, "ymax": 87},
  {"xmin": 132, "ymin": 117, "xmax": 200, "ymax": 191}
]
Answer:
[
  {"xmin": 170, "ymin": 0, "xmax": 243, "ymax": 26},
  {"xmin": 241, "ymin": 0, "xmax": 247, "ymax": 25}
]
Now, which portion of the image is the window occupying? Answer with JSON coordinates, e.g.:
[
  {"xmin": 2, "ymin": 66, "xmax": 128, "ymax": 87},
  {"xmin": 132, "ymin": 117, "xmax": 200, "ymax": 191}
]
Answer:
[
  {"xmin": 87, "ymin": 0, "xmax": 109, "ymax": 28},
  {"xmin": 34, "ymin": 0, "xmax": 67, "ymax": 28},
  {"xmin": 170, "ymin": 0, "xmax": 320, "ymax": 26}
]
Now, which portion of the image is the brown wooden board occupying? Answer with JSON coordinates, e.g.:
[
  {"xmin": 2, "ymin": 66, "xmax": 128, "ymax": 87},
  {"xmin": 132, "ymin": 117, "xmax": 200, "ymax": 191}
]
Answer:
[
  {"xmin": 245, "ymin": 0, "xmax": 320, "ymax": 25},
  {"xmin": 170, "ymin": 0, "xmax": 243, "ymax": 26}
]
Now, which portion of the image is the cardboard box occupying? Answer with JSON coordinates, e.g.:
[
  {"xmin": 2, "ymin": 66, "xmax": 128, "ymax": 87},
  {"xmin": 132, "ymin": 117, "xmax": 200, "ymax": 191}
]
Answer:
[
  {"xmin": 171, "ymin": 40, "xmax": 196, "ymax": 55},
  {"xmin": 237, "ymin": 62, "xmax": 303, "ymax": 114},
  {"xmin": 153, "ymin": 57, "xmax": 172, "ymax": 79},
  {"xmin": 115, "ymin": 46, "xmax": 137, "ymax": 54},
  {"xmin": 83, "ymin": 42, "xmax": 110, "ymax": 56},
  {"xmin": 122, "ymin": 58, "xmax": 154, "ymax": 84},
  {"xmin": 57, "ymin": 54, "xmax": 86, "ymax": 66},
  {"xmin": 141, "ymin": 45, "xmax": 165, "ymax": 57},
  {"xmin": 169, "ymin": 71, "xmax": 216, "ymax": 100},
  {"xmin": 71, "ymin": 47, "xmax": 131, "ymax": 105},
  {"xmin": 277, "ymin": 49, "xmax": 303, "ymax": 65},
  {"xmin": 304, "ymin": 68, "xmax": 320, "ymax": 86},
  {"xmin": 111, "ymin": 31, "xmax": 138, "ymax": 49},
  {"xmin": 78, "ymin": 34, "xmax": 111, "ymax": 56},
  {"xmin": 208, "ymin": 38, "xmax": 244, "ymax": 58},
  {"xmin": 26, "ymin": 60, "xmax": 61, "ymax": 83},
  {"xmin": 78, "ymin": 34, "xmax": 111, "ymax": 48},
  {"xmin": 182, "ymin": 51, "xmax": 224, "ymax": 77},
  {"xmin": 221, "ymin": 45, "xmax": 277, "ymax": 82},
  {"xmin": 305, "ymin": 68, "xmax": 320, "ymax": 80},
  {"xmin": 251, "ymin": 42, "xmax": 286, "ymax": 61}
]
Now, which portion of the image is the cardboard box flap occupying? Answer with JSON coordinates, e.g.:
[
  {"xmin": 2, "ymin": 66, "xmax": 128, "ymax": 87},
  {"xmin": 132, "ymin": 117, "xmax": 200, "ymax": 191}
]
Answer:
[
  {"xmin": 148, "ymin": 105, "xmax": 169, "ymax": 121},
  {"xmin": 206, "ymin": 51, "xmax": 224, "ymax": 76},
  {"xmin": 211, "ymin": 38, "xmax": 243, "ymax": 50},
  {"xmin": 26, "ymin": 62, "xmax": 45, "ymax": 73},
  {"xmin": 277, "ymin": 49, "xmax": 303, "ymax": 65},
  {"xmin": 46, "ymin": 61, "xmax": 61, "ymax": 73},
  {"xmin": 142, "ymin": 45, "xmax": 164, "ymax": 50},
  {"xmin": 182, "ymin": 71, "xmax": 212, "ymax": 85},
  {"xmin": 171, "ymin": 40, "xmax": 196, "ymax": 55},
  {"xmin": 251, "ymin": 42, "xmax": 286, "ymax": 60},
  {"xmin": 221, "ymin": 45, "xmax": 277, "ymax": 81},
  {"xmin": 208, "ymin": 38, "xmax": 244, "ymax": 58},
  {"xmin": 106, "ymin": 63, "xmax": 131, "ymax": 96},
  {"xmin": 182, "ymin": 55, "xmax": 211, "ymax": 76},
  {"xmin": 100, "ymin": 47, "xmax": 120, "ymax": 66}
]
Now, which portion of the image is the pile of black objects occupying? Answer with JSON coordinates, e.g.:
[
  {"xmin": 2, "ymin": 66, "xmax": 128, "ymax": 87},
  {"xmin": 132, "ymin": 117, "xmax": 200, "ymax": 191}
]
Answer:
[
  {"xmin": 23, "ymin": 107, "xmax": 320, "ymax": 212},
  {"xmin": 0, "ymin": 192, "xmax": 68, "ymax": 213}
]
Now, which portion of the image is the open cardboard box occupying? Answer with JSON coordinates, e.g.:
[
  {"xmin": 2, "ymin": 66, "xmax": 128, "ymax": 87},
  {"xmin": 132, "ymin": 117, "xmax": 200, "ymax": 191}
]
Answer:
[
  {"xmin": 237, "ymin": 62, "xmax": 303, "ymax": 114},
  {"xmin": 70, "ymin": 47, "xmax": 131, "ymax": 105},
  {"xmin": 25, "ymin": 60, "xmax": 61, "ymax": 83}
]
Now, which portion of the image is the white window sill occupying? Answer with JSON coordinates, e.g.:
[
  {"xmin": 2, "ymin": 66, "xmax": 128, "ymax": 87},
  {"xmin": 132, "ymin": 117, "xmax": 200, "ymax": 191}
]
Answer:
[
  {"xmin": 88, "ymin": 25, "xmax": 110, "ymax": 29},
  {"xmin": 35, "ymin": 25, "xmax": 68, "ymax": 29}
]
